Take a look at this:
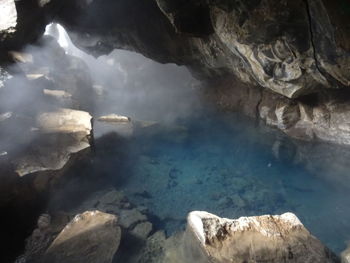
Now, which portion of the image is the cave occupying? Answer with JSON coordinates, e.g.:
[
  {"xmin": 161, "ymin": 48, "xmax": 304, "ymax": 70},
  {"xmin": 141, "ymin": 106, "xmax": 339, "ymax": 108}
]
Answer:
[{"xmin": 1, "ymin": 0, "xmax": 350, "ymax": 262}]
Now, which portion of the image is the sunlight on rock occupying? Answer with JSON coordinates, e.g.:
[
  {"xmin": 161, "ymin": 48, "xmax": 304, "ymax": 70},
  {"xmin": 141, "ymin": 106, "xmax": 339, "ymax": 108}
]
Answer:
[{"xmin": 0, "ymin": 0, "xmax": 17, "ymax": 33}]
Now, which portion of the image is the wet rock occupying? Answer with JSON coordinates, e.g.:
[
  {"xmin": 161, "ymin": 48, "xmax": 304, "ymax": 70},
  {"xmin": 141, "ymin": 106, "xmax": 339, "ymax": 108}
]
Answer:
[
  {"xmin": 130, "ymin": 221, "xmax": 153, "ymax": 240},
  {"xmin": 138, "ymin": 231, "xmax": 167, "ymax": 263},
  {"xmin": 176, "ymin": 211, "xmax": 339, "ymax": 263},
  {"xmin": 134, "ymin": 190, "xmax": 153, "ymax": 199},
  {"xmin": 73, "ymin": 189, "xmax": 128, "ymax": 216},
  {"xmin": 119, "ymin": 208, "xmax": 147, "ymax": 229},
  {"xmin": 44, "ymin": 211, "xmax": 121, "ymax": 263}
]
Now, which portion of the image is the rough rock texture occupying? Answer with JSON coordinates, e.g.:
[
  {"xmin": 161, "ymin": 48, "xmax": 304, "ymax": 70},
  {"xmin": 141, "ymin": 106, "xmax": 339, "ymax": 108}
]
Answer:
[
  {"xmin": 0, "ymin": 0, "xmax": 17, "ymax": 43},
  {"xmin": 42, "ymin": 0, "xmax": 350, "ymax": 145},
  {"xmin": 0, "ymin": 0, "xmax": 65, "ymax": 50},
  {"xmin": 174, "ymin": 211, "xmax": 339, "ymax": 263},
  {"xmin": 13, "ymin": 108, "xmax": 92, "ymax": 177},
  {"xmin": 98, "ymin": 114, "xmax": 131, "ymax": 123},
  {"xmin": 1, "ymin": 0, "xmax": 350, "ymax": 145},
  {"xmin": 15, "ymin": 214, "xmax": 53, "ymax": 263},
  {"xmin": 0, "ymin": 36, "xmax": 95, "ymax": 262},
  {"xmin": 342, "ymin": 245, "xmax": 350, "ymax": 263},
  {"xmin": 45, "ymin": 0, "xmax": 350, "ymax": 97},
  {"xmin": 120, "ymin": 211, "xmax": 340, "ymax": 263},
  {"xmin": 206, "ymin": 76, "xmax": 350, "ymax": 145},
  {"xmin": 43, "ymin": 211, "xmax": 121, "ymax": 263},
  {"xmin": 0, "ymin": 36, "xmax": 94, "ymax": 177},
  {"xmin": 40, "ymin": 187, "xmax": 155, "ymax": 263}
]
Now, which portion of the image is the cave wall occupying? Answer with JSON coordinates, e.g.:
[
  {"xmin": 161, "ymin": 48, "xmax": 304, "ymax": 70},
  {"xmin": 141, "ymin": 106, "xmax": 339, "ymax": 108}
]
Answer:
[
  {"xmin": 1, "ymin": 0, "xmax": 350, "ymax": 145},
  {"xmin": 49, "ymin": 0, "xmax": 350, "ymax": 98}
]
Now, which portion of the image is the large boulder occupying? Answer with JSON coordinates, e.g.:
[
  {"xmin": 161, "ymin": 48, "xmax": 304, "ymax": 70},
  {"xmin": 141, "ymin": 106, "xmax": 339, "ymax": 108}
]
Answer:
[
  {"xmin": 43, "ymin": 211, "xmax": 121, "ymax": 263},
  {"xmin": 13, "ymin": 108, "xmax": 92, "ymax": 177},
  {"xmin": 171, "ymin": 211, "xmax": 339, "ymax": 263}
]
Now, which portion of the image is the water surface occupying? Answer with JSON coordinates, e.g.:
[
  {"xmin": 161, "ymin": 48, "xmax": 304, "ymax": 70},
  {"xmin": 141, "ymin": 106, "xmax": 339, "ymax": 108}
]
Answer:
[{"xmin": 93, "ymin": 111, "xmax": 350, "ymax": 254}]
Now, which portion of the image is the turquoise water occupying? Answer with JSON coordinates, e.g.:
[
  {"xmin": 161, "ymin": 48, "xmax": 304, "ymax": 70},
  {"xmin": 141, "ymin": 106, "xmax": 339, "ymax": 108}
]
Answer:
[{"xmin": 94, "ymin": 111, "xmax": 350, "ymax": 254}]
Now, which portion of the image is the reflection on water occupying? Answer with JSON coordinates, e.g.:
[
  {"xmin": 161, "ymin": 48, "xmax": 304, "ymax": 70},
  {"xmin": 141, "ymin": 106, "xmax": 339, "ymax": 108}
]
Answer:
[{"xmin": 93, "ymin": 111, "xmax": 350, "ymax": 254}]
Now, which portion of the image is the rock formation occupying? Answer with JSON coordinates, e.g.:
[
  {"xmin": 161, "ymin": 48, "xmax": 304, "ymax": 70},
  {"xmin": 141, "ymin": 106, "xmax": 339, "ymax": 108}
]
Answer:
[
  {"xmin": 164, "ymin": 211, "xmax": 340, "ymax": 263},
  {"xmin": 0, "ymin": 1, "xmax": 350, "ymax": 262},
  {"xmin": 13, "ymin": 108, "xmax": 92, "ymax": 177},
  {"xmin": 43, "ymin": 211, "xmax": 121, "ymax": 263},
  {"xmin": 342, "ymin": 245, "xmax": 350, "ymax": 263},
  {"xmin": 15, "ymin": 214, "xmax": 53, "ymax": 263},
  {"xmin": 98, "ymin": 114, "xmax": 131, "ymax": 123},
  {"xmin": 1, "ymin": 0, "xmax": 350, "ymax": 145}
]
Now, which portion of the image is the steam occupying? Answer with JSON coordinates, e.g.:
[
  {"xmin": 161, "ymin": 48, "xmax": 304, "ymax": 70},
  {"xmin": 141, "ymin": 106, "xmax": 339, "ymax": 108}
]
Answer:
[
  {"xmin": 0, "ymin": 22, "xmax": 203, "ymax": 155},
  {"xmin": 44, "ymin": 23, "xmax": 202, "ymax": 124}
]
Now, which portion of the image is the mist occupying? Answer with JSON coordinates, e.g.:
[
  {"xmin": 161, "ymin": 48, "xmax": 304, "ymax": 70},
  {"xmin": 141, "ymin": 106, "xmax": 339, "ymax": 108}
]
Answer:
[
  {"xmin": 45, "ymin": 23, "xmax": 203, "ymax": 124},
  {"xmin": 0, "ymin": 22, "xmax": 203, "ymax": 156}
]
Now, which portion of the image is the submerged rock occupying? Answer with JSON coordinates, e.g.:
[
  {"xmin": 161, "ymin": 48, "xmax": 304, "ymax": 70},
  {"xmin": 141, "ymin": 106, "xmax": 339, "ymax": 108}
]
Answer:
[
  {"xmin": 130, "ymin": 221, "xmax": 153, "ymax": 240},
  {"xmin": 168, "ymin": 211, "xmax": 339, "ymax": 263},
  {"xmin": 43, "ymin": 211, "xmax": 121, "ymax": 263}
]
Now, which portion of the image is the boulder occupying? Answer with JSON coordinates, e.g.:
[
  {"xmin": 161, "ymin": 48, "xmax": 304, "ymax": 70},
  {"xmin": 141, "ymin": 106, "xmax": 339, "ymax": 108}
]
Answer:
[
  {"xmin": 14, "ymin": 108, "xmax": 92, "ymax": 177},
  {"xmin": 98, "ymin": 114, "xmax": 131, "ymax": 123},
  {"xmin": 44, "ymin": 211, "xmax": 121, "ymax": 263},
  {"xmin": 172, "ymin": 211, "xmax": 339, "ymax": 263},
  {"xmin": 341, "ymin": 245, "xmax": 350, "ymax": 263}
]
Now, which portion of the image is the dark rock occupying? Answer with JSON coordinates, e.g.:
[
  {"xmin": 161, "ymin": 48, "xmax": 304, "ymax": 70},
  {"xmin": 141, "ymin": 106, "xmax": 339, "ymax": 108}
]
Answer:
[{"xmin": 15, "ymin": 214, "xmax": 53, "ymax": 263}]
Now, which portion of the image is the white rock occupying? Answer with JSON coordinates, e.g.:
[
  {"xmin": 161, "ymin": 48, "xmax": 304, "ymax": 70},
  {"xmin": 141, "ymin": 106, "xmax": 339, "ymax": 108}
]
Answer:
[
  {"xmin": 98, "ymin": 114, "xmax": 131, "ymax": 123},
  {"xmin": 341, "ymin": 245, "xmax": 350, "ymax": 263},
  {"xmin": 177, "ymin": 211, "xmax": 338, "ymax": 263},
  {"xmin": 0, "ymin": 0, "xmax": 17, "ymax": 33}
]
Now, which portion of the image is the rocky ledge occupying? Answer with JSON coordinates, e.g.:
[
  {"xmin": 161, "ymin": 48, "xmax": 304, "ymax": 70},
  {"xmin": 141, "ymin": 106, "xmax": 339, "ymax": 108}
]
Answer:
[
  {"xmin": 164, "ymin": 211, "xmax": 340, "ymax": 263},
  {"xmin": 13, "ymin": 108, "xmax": 92, "ymax": 177},
  {"xmin": 16, "ymin": 188, "xmax": 342, "ymax": 263}
]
